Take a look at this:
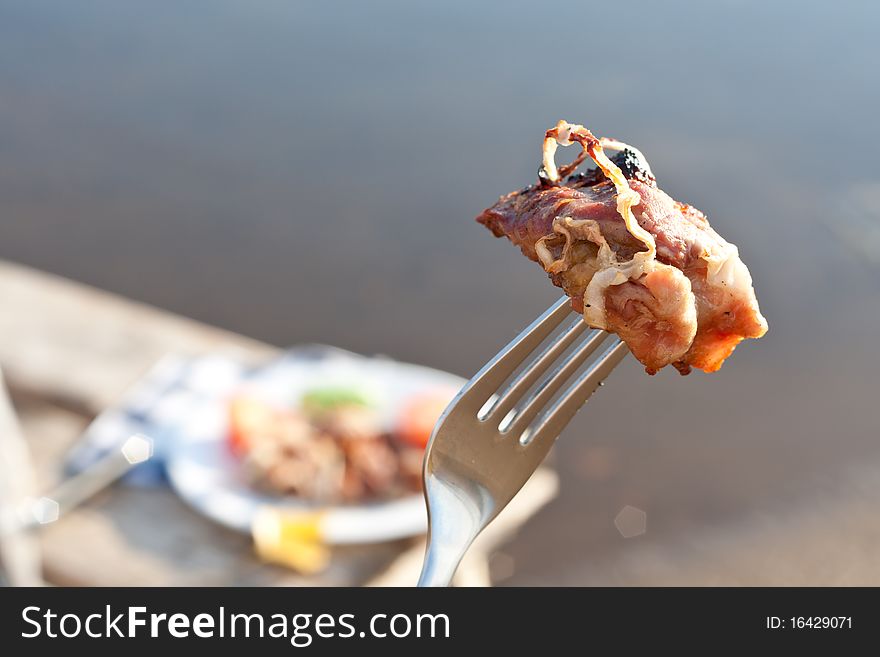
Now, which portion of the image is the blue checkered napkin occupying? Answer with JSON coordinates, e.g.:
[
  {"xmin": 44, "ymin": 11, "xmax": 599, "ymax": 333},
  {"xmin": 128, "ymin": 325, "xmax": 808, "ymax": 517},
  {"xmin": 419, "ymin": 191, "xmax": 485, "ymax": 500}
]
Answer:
[{"xmin": 65, "ymin": 354, "xmax": 249, "ymax": 486}]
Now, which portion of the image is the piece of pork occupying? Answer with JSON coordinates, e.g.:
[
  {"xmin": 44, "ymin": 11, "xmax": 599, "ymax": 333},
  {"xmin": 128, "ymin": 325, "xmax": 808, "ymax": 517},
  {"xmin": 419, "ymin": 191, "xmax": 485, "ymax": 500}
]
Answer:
[{"xmin": 476, "ymin": 123, "xmax": 767, "ymax": 374}]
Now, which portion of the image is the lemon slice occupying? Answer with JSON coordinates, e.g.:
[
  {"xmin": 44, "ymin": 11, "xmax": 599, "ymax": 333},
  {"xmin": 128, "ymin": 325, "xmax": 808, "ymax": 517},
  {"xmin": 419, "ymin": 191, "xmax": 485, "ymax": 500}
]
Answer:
[{"xmin": 252, "ymin": 507, "xmax": 329, "ymax": 574}]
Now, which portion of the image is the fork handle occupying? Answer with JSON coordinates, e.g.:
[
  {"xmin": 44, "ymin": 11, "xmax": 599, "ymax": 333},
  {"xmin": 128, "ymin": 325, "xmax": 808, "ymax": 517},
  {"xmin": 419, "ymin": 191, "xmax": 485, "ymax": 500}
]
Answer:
[{"xmin": 417, "ymin": 536, "xmax": 473, "ymax": 587}]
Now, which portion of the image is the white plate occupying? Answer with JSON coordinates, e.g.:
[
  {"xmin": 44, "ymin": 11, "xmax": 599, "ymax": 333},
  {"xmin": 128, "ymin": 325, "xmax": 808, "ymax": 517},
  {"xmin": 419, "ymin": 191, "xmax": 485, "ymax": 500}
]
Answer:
[{"xmin": 166, "ymin": 345, "xmax": 465, "ymax": 544}]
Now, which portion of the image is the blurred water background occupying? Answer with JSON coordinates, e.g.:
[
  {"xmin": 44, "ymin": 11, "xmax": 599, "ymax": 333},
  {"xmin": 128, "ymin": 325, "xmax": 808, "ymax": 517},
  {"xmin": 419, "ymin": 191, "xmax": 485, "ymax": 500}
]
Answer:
[{"xmin": 1, "ymin": 0, "xmax": 879, "ymax": 584}]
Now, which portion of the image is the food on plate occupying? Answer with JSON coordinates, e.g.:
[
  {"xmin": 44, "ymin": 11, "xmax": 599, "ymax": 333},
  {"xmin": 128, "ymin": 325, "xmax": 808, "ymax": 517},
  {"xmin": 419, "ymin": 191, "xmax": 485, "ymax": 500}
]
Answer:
[
  {"xmin": 227, "ymin": 386, "xmax": 448, "ymax": 503},
  {"xmin": 301, "ymin": 387, "xmax": 371, "ymax": 413},
  {"xmin": 395, "ymin": 390, "xmax": 456, "ymax": 448},
  {"xmin": 476, "ymin": 120, "xmax": 767, "ymax": 374},
  {"xmin": 228, "ymin": 396, "xmax": 276, "ymax": 455}
]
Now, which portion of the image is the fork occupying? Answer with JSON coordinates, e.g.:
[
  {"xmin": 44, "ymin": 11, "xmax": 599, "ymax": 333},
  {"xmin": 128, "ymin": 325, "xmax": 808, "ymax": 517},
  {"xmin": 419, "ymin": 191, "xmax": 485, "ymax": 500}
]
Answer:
[{"xmin": 417, "ymin": 296, "xmax": 629, "ymax": 587}]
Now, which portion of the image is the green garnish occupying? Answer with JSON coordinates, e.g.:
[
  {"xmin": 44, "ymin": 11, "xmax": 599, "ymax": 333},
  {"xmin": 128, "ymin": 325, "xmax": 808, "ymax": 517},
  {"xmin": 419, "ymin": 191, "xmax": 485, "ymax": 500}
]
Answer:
[{"xmin": 301, "ymin": 387, "xmax": 371, "ymax": 412}]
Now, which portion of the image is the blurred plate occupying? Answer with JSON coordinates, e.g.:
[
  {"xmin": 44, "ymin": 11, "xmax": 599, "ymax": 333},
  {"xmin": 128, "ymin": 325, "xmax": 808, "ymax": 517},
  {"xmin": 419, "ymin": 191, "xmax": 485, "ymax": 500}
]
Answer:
[{"xmin": 166, "ymin": 345, "xmax": 465, "ymax": 544}]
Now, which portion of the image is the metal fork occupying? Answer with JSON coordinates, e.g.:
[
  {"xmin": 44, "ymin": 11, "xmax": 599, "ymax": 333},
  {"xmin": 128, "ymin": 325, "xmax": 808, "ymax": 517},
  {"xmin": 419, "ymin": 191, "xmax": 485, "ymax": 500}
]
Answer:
[{"xmin": 417, "ymin": 297, "xmax": 629, "ymax": 587}]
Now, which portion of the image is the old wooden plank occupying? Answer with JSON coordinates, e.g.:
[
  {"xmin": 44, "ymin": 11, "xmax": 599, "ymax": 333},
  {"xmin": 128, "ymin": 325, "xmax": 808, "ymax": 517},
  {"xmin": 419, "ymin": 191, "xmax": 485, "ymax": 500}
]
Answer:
[
  {"xmin": 38, "ymin": 487, "xmax": 410, "ymax": 587},
  {"xmin": 11, "ymin": 390, "xmax": 89, "ymax": 492},
  {"xmin": 0, "ymin": 369, "xmax": 43, "ymax": 585},
  {"xmin": 0, "ymin": 260, "xmax": 415, "ymax": 585},
  {"xmin": 12, "ymin": 362, "xmax": 411, "ymax": 586},
  {"xmin": 0, "ymin": 260, "xmax": 277, "ymax": 416},
  {"xmin": 0, "ymin": 259, "xmax": 563, "ymax": 586}
]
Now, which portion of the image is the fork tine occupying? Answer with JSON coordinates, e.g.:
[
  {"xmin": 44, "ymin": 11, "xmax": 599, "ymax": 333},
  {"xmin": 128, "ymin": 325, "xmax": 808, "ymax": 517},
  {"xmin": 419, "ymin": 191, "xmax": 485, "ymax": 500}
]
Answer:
[
  {"xmin": 420, "ymin": 297, "xmax": 629, "ymax": 587},
  {"xmin": 522, "ymin": 339, "xmax": 628, "ymax": 446},
  {"xmin": 503, "ymin": 328, "xmax": 610, "ymax": 437},
  {"xmin": 460, "ymin": 297, "xmax": 573, "ymax": 408},
  {"xmin": 480, "ymin": 316, "xmax": 588, "ymax": 422}
]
